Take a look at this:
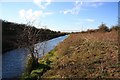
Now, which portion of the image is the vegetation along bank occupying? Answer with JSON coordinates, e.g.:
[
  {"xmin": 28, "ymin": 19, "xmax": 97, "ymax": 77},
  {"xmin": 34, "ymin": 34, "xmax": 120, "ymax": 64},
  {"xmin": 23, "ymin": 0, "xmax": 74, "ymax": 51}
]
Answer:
[{"xmin": 22, "ymin": 24, "xmax": 120, "ymax": 79}]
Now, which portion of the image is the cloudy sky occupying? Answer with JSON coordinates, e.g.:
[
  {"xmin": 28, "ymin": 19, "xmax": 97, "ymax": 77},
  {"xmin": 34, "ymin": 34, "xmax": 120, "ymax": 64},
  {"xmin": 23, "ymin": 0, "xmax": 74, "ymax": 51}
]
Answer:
[{"xmin": 1, "ymin": 0, "xmax": 119, "ymax": 32}]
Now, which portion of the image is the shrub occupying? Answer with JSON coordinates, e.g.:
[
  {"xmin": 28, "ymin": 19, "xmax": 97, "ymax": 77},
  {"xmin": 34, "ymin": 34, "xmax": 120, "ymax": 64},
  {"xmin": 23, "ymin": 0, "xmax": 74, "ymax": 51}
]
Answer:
[
  {"xmin": 98, "ymin": 23, "xmax": 109, "ymax": 32},
  {"xmin": 110, "ymin": 26, "xmax": 120, "ymax": 31}
]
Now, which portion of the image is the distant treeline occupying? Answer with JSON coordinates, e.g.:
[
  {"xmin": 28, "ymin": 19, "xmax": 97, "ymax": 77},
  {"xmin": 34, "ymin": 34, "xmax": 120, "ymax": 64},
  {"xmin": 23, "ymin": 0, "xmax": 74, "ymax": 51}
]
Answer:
[
  {"xmin": 2, "ymin": 20, "xmax": 67, "ymax": 53},
  {"xmin": 86, "ymin": 23, "xmax": 120, "ymax": 33},
  {"xmin": 72, "ymin": 23, "xmax": 120, "ymax": 34}
]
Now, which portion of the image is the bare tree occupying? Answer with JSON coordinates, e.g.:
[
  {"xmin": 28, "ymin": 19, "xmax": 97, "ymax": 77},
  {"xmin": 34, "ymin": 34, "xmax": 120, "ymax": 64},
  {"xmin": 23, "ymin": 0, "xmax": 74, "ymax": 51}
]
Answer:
[{"xmin": 16, "ymin": 20, "xmax": 43, "ymax": 74}]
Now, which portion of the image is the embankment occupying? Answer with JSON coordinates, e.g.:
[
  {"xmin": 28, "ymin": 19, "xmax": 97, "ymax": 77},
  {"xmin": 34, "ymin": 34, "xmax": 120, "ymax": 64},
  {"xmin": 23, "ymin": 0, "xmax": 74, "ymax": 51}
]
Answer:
[{"xmin": 37, "ymin": 30, "xmax": 120, "ymax": 78}]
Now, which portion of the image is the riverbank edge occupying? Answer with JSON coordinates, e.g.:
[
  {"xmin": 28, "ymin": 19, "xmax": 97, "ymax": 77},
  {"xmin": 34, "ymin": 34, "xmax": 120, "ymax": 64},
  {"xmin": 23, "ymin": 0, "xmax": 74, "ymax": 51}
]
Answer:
[{"xmin": 20, "ymin": 35, "xmax": 69, "ymax": 79}]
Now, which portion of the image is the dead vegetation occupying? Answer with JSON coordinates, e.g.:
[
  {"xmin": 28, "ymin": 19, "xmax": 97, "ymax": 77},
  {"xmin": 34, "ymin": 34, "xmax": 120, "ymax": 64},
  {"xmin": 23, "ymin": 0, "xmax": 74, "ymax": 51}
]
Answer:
[{"xmin": 40, "ymin": 30, "xmax": 120, "ymax": 78}]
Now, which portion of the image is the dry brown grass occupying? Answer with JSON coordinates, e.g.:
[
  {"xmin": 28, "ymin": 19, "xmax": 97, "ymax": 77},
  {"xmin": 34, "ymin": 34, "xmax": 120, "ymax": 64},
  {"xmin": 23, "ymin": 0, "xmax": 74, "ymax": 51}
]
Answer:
[{"xmin": 40, "ymin": 30, "xmax": 120, "ymax": 78}]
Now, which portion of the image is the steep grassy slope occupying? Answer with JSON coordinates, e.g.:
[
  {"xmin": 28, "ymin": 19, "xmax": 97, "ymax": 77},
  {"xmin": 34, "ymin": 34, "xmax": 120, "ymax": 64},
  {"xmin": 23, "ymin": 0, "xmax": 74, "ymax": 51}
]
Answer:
[{"xmin": 38, "ymin": 30, "xmax": 120, "ymax": 78}]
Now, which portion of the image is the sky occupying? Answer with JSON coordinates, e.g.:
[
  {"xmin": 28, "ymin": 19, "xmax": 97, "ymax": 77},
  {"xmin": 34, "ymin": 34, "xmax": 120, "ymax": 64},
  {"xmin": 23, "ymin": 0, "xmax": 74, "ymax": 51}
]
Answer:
[{"xmin": 0, "ymin": 0, "xmax": 119, "ymax": 32}]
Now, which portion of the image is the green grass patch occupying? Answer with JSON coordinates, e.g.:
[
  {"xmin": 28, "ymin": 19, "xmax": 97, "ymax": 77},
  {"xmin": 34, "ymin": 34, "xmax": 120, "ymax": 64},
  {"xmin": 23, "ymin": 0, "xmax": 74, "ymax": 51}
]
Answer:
[{"xmin": 23, "ymin": 49, "xmax": 57, "ymax": 79}]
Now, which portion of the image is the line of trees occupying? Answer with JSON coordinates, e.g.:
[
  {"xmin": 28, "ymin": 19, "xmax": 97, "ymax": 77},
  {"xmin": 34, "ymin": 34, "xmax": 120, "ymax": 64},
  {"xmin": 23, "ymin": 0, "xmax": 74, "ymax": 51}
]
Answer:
[
  {"xmin": 81, "ymin": 23, "xmax": 120, "ymax": 33},
  {"xmin": 2, "ymin": 20, "xmax": 67, "ymax": 53},
  {"xmin": 98, "ymin": 23, "xmax": 120, "ymax": 32}
]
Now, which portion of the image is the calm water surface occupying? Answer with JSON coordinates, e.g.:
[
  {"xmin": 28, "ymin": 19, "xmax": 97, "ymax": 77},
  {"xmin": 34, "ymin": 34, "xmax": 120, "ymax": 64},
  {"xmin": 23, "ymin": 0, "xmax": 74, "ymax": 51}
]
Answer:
[{"xmin": 2, "ymin": 35, "xmax": 68, "ymax": 78}]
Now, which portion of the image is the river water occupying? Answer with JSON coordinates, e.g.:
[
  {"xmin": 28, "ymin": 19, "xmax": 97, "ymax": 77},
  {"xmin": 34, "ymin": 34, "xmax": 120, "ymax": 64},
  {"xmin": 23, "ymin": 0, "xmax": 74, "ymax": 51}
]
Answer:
[{"xmin": 2, "ymin": 35, "xmax": 68, "ymax": 78}]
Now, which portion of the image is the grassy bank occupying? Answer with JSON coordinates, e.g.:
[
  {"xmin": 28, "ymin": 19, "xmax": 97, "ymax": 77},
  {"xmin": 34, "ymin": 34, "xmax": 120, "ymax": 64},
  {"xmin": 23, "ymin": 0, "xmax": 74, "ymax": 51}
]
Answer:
[{"xmin": 22, "ymin": 29, "xmax": 120, "ymax": 79}]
